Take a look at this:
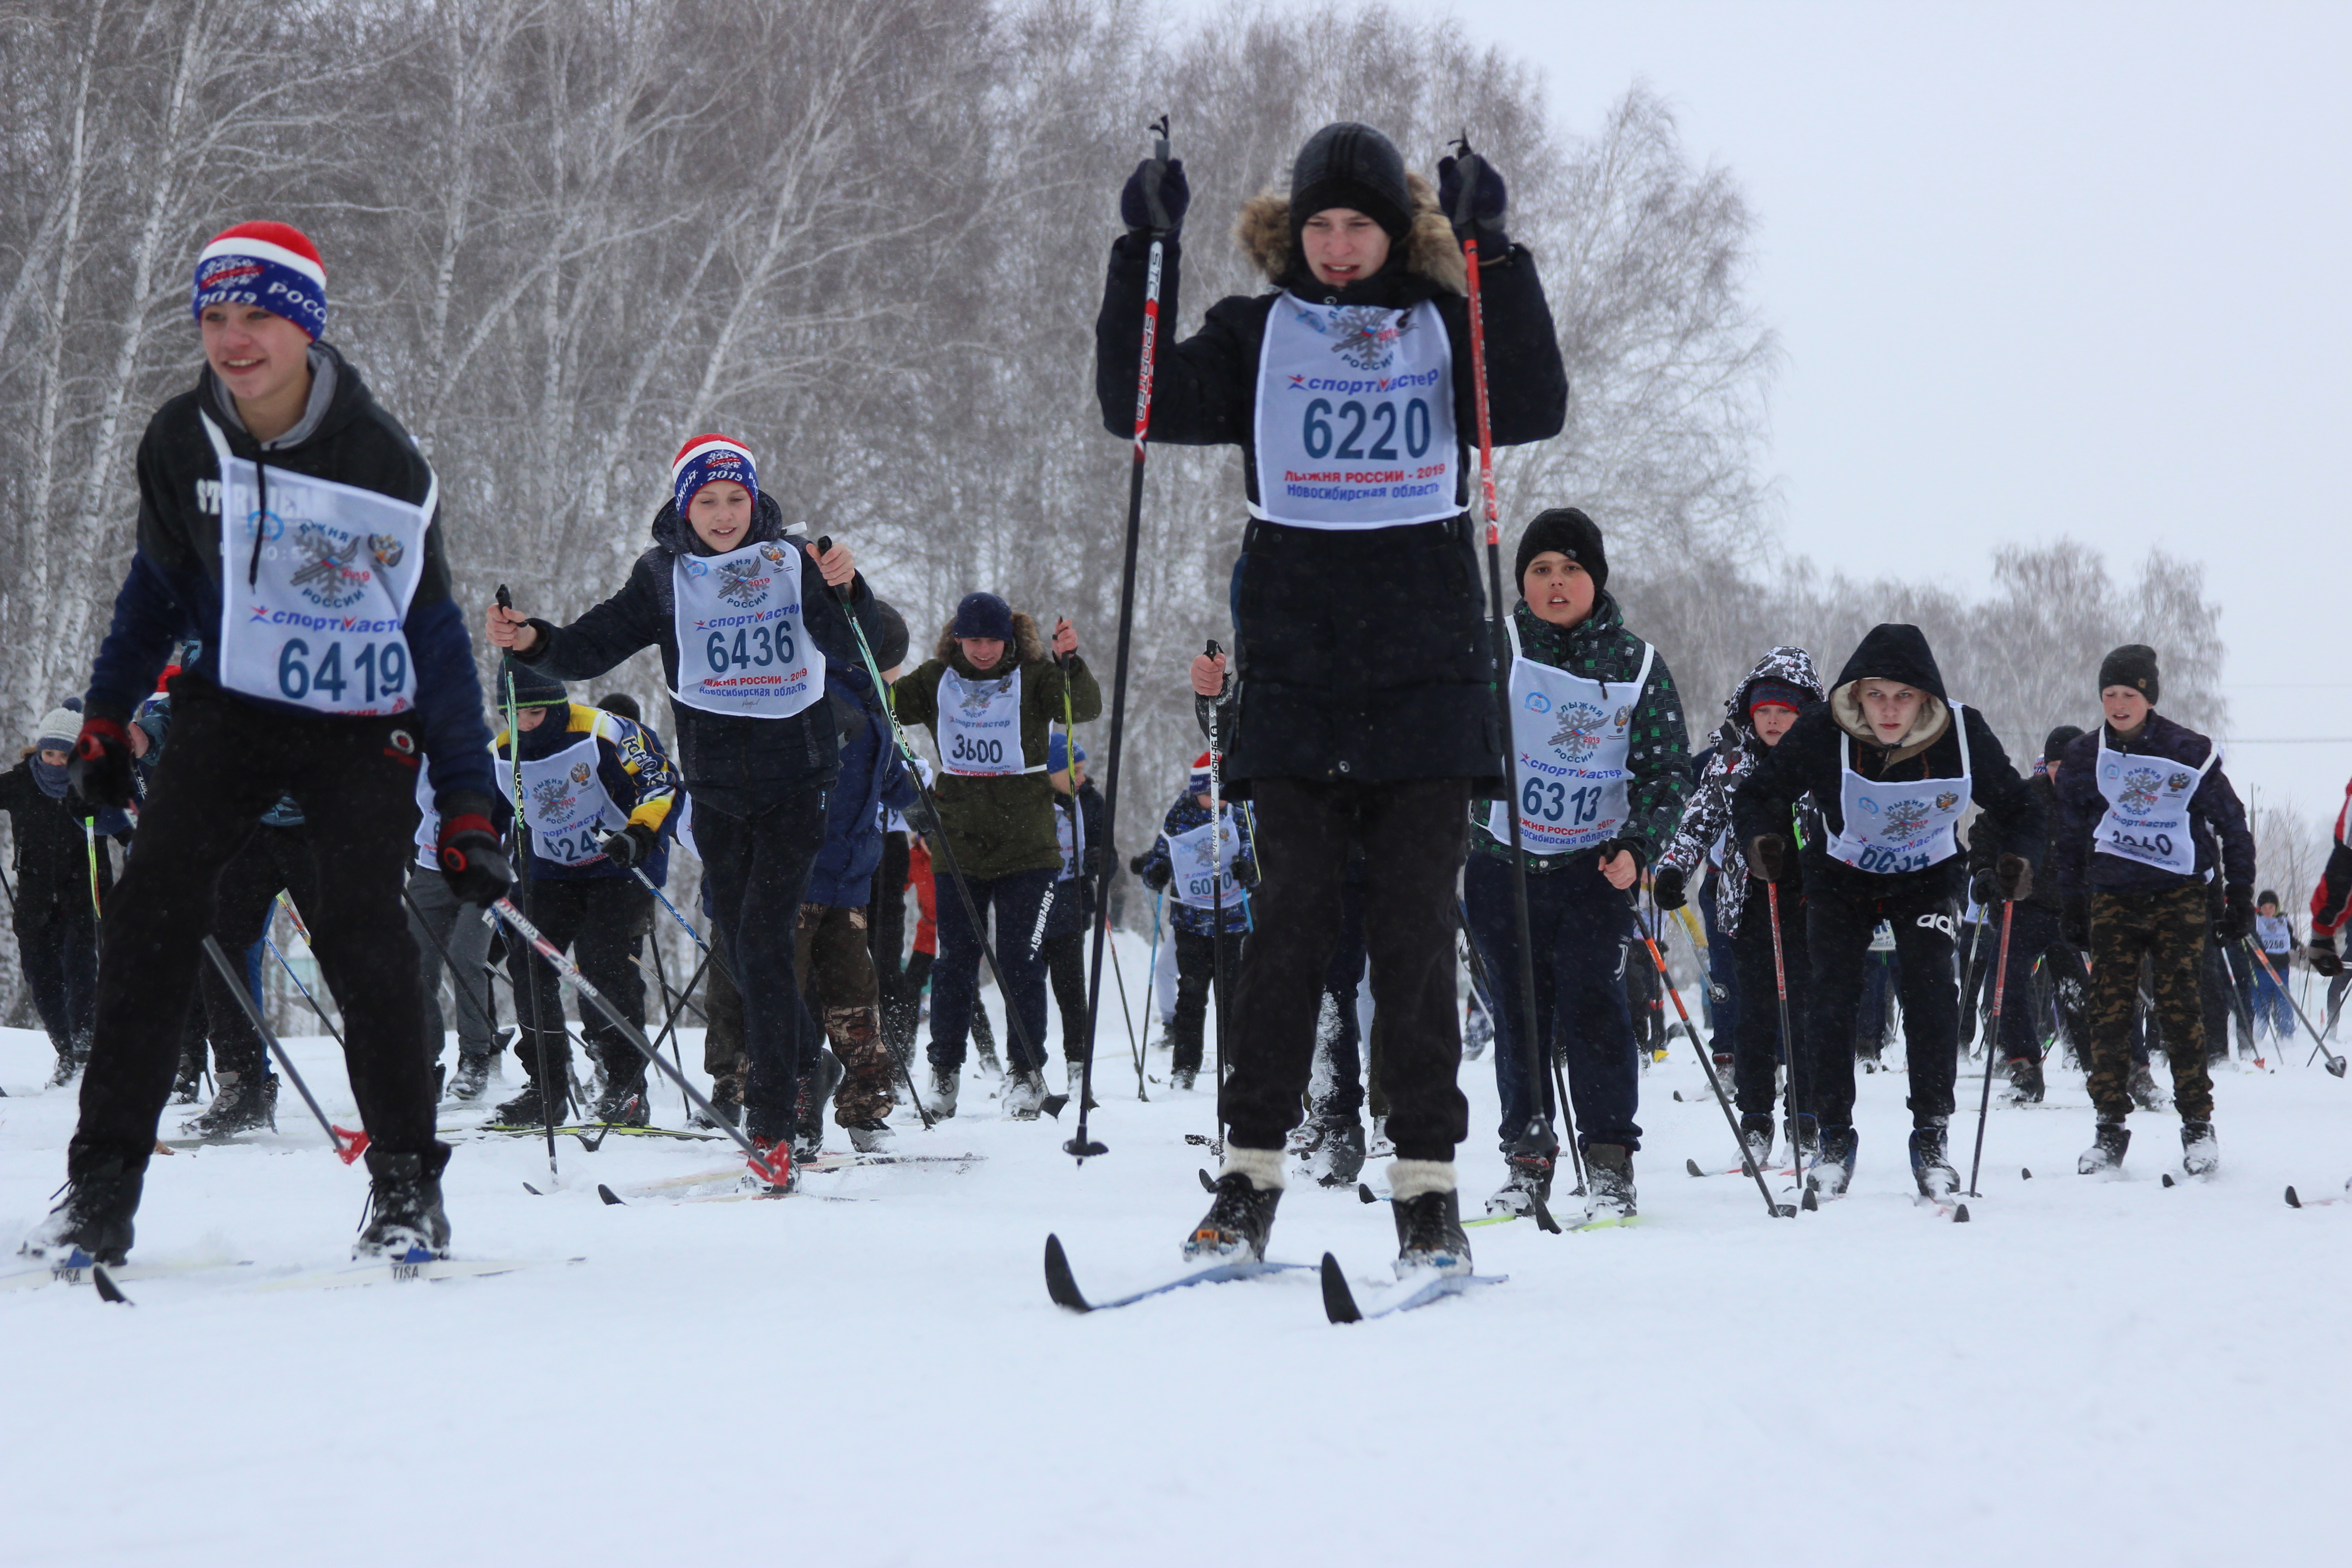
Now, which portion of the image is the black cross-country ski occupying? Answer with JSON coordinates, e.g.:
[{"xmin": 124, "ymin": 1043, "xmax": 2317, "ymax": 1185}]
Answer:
[
  {"xmin": 1044, "ymin": 1234, "xmax": 1310, "ymax": 1313},
  {"xmin": 2284, "ymin": 1184, "xmax": 2350, "ymax": 1208},
  {"xmin": 1318, "ymin": 1254, "xmax": 1507, "ymax": 1323}
]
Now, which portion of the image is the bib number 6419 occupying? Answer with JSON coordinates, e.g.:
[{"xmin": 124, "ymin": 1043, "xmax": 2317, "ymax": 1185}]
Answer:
[{"xmin": 277, "ymin": 637, "xmax": 407, "ymax": 704}]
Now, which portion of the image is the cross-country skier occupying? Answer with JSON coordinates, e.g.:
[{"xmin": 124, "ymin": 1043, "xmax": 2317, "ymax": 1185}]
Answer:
[
  {"xmin": 485, "ymin": 659, "xmax": 680, "ymax": 1129},
  {"xmin": 2248, "ymin": 890, "xmax": 2296, "ymax": 1044},
  {"xmin": 1732, "ymin": 623, "xmax": 2042, "ymax": 1198},
  {"xmin": 2053, "ymin": 644, "xmax": 2254, "ymax": 1177},
  {"xmin": 1462, "ymin": 509, "xmax": 1688, "ymax": 1221},
  {"xmin": 1042, "ymin": 733, "xmax": 1111, "ymax": 1104},
  {"xmin": 487, "ymin": 433, "xmax": 880, "ymax": 1188},
  {"xmin": 1130, "ymin": 752, "xmax": 1259, "ymax": 1093},
  {"xmin": 1979, "ymin": 725, "xmax": 2097, "ymax": 1103},
  {"xmin": 2308, "ymin": 776, "xmax": 2351, "ymax": 985},
  {"xmin": 0, "ymin": 706, "xmax": 127, "ymax": 1085},
  {"xmin": 22, "ymin": 220, "xmax": 504, "ymax": 1266},
  {"xmin": 892, "ymin": 593, "xmax": 1101, "ymax": 1120},
  {"xmin": 1100, "ymin": 118, "xmax": 1567, "ymax": 1270},
  {"xmin": 1656, "ymin": 646, "xmax": 1825, "ymax": 1173}
]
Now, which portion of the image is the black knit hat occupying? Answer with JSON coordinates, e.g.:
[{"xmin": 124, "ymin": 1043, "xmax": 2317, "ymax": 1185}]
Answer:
[
  {"xmin": 2098, "ymin": 644, "xmax": 2159, "ymax": 704},
  {"xmin": 1514, "ymin": 507, "xmax": 1607, "ymax": 595},
  {"xmin": 1290, "ymin": 122, "xmax": 1413, "ymax": 242},
  {"xmin": 2043, "ymin": 724, "xmax": 2085, "ymax": 763},
  {"xmin": 867, "ymin": 596, "xmax": 911, "ymax": 671},
  {"xmin": 2258, "ymin": 888, "xmax": 2280, "ymax": 908},
  {"xmin": 499, "ymin": 657, "xmax": 568, "ymax": 709}
]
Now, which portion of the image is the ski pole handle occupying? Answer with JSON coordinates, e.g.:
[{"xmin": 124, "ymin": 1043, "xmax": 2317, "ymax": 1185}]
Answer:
[{"xmin": 1143, "ymin": 114, "xmax": 1174, "ymax": 234}]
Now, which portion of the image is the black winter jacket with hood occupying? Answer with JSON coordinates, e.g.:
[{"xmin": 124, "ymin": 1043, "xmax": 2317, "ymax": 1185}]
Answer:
[
  {"xmin": 1094, "ymin": 176, "xmax": 1567, "ymax": 790},
  {"xmin": 513, "ymin": 492, "xmax": 886, "ymax": 817},
  {"xmin": 1660, "ymin": 645, "xmax": 1824, "ymax": 935},
  {"xmin": 1732, "ymin": 624, "xmax": 2043, "ymax": 898},
  {"xmin": 0, "ymin": 759, "xmax": 117, "ymax": 920}
]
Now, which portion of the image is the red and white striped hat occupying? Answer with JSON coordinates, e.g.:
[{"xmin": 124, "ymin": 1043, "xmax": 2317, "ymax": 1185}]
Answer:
[
  {"xmin": 191, "ymin": 221, "xmax": 328, "ymax": 338},
  {"xmin": 672, "ymin": 434, "xmax": 759, "ymax": 516}
]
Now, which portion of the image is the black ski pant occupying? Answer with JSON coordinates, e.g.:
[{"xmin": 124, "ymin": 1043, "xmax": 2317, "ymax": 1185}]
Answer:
[
  {"xmin": 1223, "ymin": 777, "xmax": 1468, "ymax": 1162},
  {"xmin": 701, "ymin": 947, "xmax": 745, "ymax": 1077},
  {"xmin": 504, "ymin": 872, "xmax": 652, "ymax": 1090},
  {"xmin": 696, "ymin": 792, "xmax": 827, "ymax": 1142},
  {"xmin": 1700, "ymin": 874, "xmax": 1739, "ymax": 1061},
  {"xmin": 1465, "ymin": 849, "xmax": 1643, "ymax": 1154},
  {"xmin": 69, "ymin": 679, "xmax": 437, "ymax": 1180},
  {"xmin": 15, "ymin": 905, "xmax": 98, "ymax": 1061},
  {"xmin": 1801, "ymin": 869, "xmax": 1963, "ymax": 1130},
  {"xmin": 1167, "ymin": 924, "xmax": 1242, "ymax": 1077},
  {"xmin": 870, "ymin": 829, "xmax": 913, "ymax": 1049},
  {"xmin": 406, "ymin": 859, "xmax": 496, "ymax": 1066},
  {"xmin": 1040, "ymin": 928, "xmax": 1089, "ymax": 1063},
  {"xmin": 1727, "ymin": 880, "xmax": 1808, "ymax": 1122},
  {"xmin": 195, "ymin": 822, "xmax": 324, "ymax": 1080},
  {"xmin": 1313, "ymin": 874, "xmax": 1370, "ymax": 1125},
  {"xmin": 927, "ymin": 864, "xmax": 1054, "ymax": 1078},
  {"xmin": 1993, "ymin": 904, "xmax": 2088, "ymax": 1065}
]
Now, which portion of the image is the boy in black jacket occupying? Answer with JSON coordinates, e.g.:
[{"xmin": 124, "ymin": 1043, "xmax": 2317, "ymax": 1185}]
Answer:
[
  {"xmin": 24, "ymin": 221, "xmax": 505, "ymax": 1268},
  {"xmin": 1733, "ymin": 624, "xmax": 2041, "ymax": 1198}
]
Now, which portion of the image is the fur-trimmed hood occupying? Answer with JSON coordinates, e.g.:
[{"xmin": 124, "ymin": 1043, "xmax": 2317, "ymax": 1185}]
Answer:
[
  {"xmin": 932, "ymin": 609, "xmax": 1046, "ymax": 673},
  {"xmin": 1233, "ymin": 172, "xmax": 1466, "ymax": 295}
]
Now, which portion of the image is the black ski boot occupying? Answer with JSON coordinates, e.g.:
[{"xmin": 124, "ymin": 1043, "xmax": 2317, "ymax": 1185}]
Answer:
[
  {"xmin": 1738, "ymin": 1112, "xmax": 1774, "ymax": 1174},
  {"xmin": 2128, "ymin": 1062, "xmax": 2169, "ymax": 1112},
  {"xmin": 354, "ymin": 1147, "xmax": 451, "ymax": 1260},
  {"xmin": 1308, "ymin": 1118, "xmax": 1367, "ymax": 1187},
  {"xmin": 694, "ymin": 1068, "xmax": 745, "ymax": 1129},
  {"xmin": 1185, "ymin": 1167, "xmax": 1282, "ymax": 1263},
  {"xmin": 46, "ymin": 1051, "xmax": 86, "ymax": 1089},
  {"xmin": 1909, "ymin": 1119, "xmax": 1959, "ymax": 1197},
  {"xmin": 2000, "ymin": 1055, "xmax": 2046, "ymax": 1105},
  {"xmin": 2181, "ymin": 1120, "xmax": 2219, "ymax": 1178},
  {"xmin": 1584, "ymin": 1143, "xmax": 1637, "ymax": 1220},
  {"xmin": 1393, "ymin": 1187, "xmax": 1473, "ymax": 1277},
  {"xmin": 1808, "ymin": 1125, "xmax": 1858, "ymax": 1198},
  {"xmin": 793, "ymin": 1049, "xmax": 843, "ymax": 1160},
  {"xmin": 1483, "ymin": 1150, "xmax": 1555, "ymax": 1216},
  {"xmin": 1785, "ymin": 1112, "xmax": 1822, "ymax": 1166},
  {"xmin": 490, "ymin": 1073, "xmax": 569, "ymax": 1128},
  {"xmin": 171, "ymin": 1045, "xmax": 205, "ymax": 1105},
  {"xmin": 19, "ymin": 1155, "xmax": 145, "ymax": 1266},
  {"xmin": 2078, "ymin": 1121, "xmax": 2130, "ymax": 1175},
  {"xmin": 446, "ymin": 1052, "xmax": 493, "ymax": 1102},
  {"xmin": 183, "ymin": 1071, "xmax": 279, "ymax": 1139},
  {"xmin": 589, "ymin": 1070, "xmax": 649, "ymax": 1127}
]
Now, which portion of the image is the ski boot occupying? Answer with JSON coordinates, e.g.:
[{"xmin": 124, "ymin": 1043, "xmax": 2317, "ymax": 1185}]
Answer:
[
  {"xmin": 1392, "ymin": 1164, "xmax": 1472, "ymax": 1277},
  {"xmin": 1584, "ymin": 1143, "xmax": 1637, "ymax": 1221},
  {"xmin": 588, "ymin": 1072, "xmax": 650, "ymax": 1127},
  {"xmin": 745, "ymin": 1133, "xmax": 796, "ymax": 1195},
  {"xmin": 1368, "ymin": 1114, "xmax": 1393, "ymax": 1159},
  {"xmin": 1709, "ymin": 1054, "xmax": 1737, "ymax": 1102},
  {"xmin": 1485, "ymin": 1149, "xmax": 1555, "ymax": 1217},
  {"xmin": 1739, "ymin": 1112, "xmax": 1774, "ymax": 1175},
  {"xmin": 970, "ymin": 1005, "xmax": 1003, "ymax": 1078},
  {"xmin": 694, "ymin": 1068, "xmax": 745, "ymax": 1130},
  {"xmin": 2000, "ymin": 1055, "xmax": 2046, "ymax": 1105},
  {"xmin": 794, "ymin": 1049, "xmax": 844, "ymax": 1157},
  {"xmin": 1170, "ymin": 1065, "xmax": 1198, "ymax": 1092},
  {"xmin": 490, "ymin": 1074, "xmax": 569, "ymax": 1129},
  {"xmin": 183, "ymin": 1071, "xmax": 279, "ymax": 1139},
  {"xmin": 2078, "ymin": 1121, "xmax": 2130, "ymax": 1175},
  {"xmin": 446, "ymin": 1052, "xmax": 494, "ymax": 1102},
  {"xmin": 354, "ymin": 1147, "xmax": 451, "ymax": 1261},
  {"xmin": 2180, "ymin": 1120, "xmax": 2219, "ymax": 1178},
  {"xmin": 1462, "ymin": 1005, "xmax": 1493, "ymax": 1063},
  {"xmin": 47, "ymin": 1051, "xmax": 86, "ymax": 1089},
  {"xmin": 845, "ymin": 1118, "xmax": 893, "ymax": 1154},
  {"xmin": 1807, "ymin": 1126, "xmax": 1858, "ymax": 1199},
  {"xmin": 19, "ymin": 1155, "xmax": 144, "ymax": 1267},
  {"xmin": 926, "ymin": 1063, "xmax": 960, "ymax": 1119},
  {"xmin": 1186, "ymin": 1151, "xmax": 1284, "ymax": 1262},
  {"xmin": 1908, "ymin": 1119, "xmax": 1959, "ymax": 1198},
  {"xmin": 171, "ymin": 1045, "xmax": 204, "ymax": 1105},
  {"xmin": 2128, "ymin": 1062, "xmax": 2169, "ymax": 1112},
  {"xmin": 1307, "ymin": 1117, "xmax": 1368, "ymax": 1188},
  {"xmin": 1002, "ymin": 1065, "xmax": 1048, "ymax": 1121},
  {"xmin": 1785, "ymin": 1113, "xmax": 1821, "ymax": 1168},
  {"xmin": 1061, "ymin": 1057, "xmax": 1098, "ymax": 1112}
]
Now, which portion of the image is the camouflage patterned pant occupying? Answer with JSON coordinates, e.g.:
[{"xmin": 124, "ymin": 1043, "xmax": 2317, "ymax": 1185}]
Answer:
[
  {"xmin": 2085, "ymin": 883, "xmax": 2214, "ymax": 1122},
  {"xmin": 795, "ymin": 902, "xmax": 897, "ymax": 1125}
]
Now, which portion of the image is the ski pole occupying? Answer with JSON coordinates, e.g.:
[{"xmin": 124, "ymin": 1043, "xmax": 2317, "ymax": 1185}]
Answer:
[
  {"xmin": 1452, "ymin": 133, "xmax": 1560, "ymax": 1194},
  {"xmin": 495, "ymin": 588, "xmax": 561, "ymax": 1177},
  {"xmin": 1103, "ymin": 914, "xmax": 1144, "ymax": 1087},
  {"xmin": 200, "ymin": 935, "xmax": 368, "ymax": 1164},
  {"xmin": 263, "ymin": 930, "xmax": 344, "ymax": 1049},
  {"xmin": 400, "ymin": 884, "xmax": 500, "ymax": 1048},
  {"xmin": 1966, "ymin": 897, "xmax": 2018, "ymax": 1197},
  {"xmin": 489, "ymin": 898, "xmax": 786, "ymax": 1181},
  {"xmin": 2245, "ymin": 938, "xmax": 2347, "ymax": 1076},
  {"xmin": 1632, "ymin": 896, "xmax": 1789, "ymax": 1217},
  {"xmin": 84, "ymin": 818, "xmax": 101, "ymax": 920},
  {"xmin": 1204, "ymin": 638, "xmax": 1232, "ymax": 1155},
  {"xmin": 1764, "ymin": 877, "xmax": 1806, "ymax": 1205}
]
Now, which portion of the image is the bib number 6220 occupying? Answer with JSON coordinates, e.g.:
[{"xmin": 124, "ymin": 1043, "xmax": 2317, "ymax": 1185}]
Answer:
[{"xmin": 1303, "ymin": 397, "xmax": 1433, "ymax": 461}]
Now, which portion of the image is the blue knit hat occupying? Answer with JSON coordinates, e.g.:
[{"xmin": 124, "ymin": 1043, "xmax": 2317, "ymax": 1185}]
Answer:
[
  {"xmin": 952, "ymin": 592, "xmax": 1014, "ymax": 642},
  {"xmin": 1048, "ymin": 733, "xmax": 1086, "ymax": 773},
  {"xmin": 192, "ymin": 222, "xmax": 328, "ymax": 339},
  {"xmin": 671, "ymin": 434, "xmax": 758, "ymax": 519}
]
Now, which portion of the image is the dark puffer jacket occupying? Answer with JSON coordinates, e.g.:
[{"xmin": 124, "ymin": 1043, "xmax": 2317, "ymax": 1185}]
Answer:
[
  {"xmin": 1094, "ymin": 178, "xmax": 1567, "ymax": 789},
  {"xmin": 2053, "ymin": 712, "xmax": 2252, "ymax": 900},
  {"xmin": 1659, "ymin": 645, "xmax": 1824, "ymax": 934},
  {"xmin": 1732, "ymin": 623, "xmax": 2042, "ymax": 897},
  {"xmin": 513, "ymin": 491, "xmax": 886, "ymax": 817}
]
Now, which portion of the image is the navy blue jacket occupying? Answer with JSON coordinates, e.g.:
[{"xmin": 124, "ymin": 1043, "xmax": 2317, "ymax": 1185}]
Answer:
[
  {"xmin": 1135, "ymin": 791, "xmax": 1258, "ymax": 936},
  {"xmin": 2054, "ymin": 713, "xmax": 2253, "ymax": 899},
  {"xmin": 804, "ymin": 667, "xmax": 918, "ymax": 909}
]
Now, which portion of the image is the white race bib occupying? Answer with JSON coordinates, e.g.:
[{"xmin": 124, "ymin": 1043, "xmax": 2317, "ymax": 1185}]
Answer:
[
  {"xmin": 495, "ymin": 733, "xmax": 623, "ymax": 867},
  {"xmin": 1252, "ymin": 294, "xmax": 1458, "ymax": 529},
  {"xmin": 1482, "ymin": 620, "xmax": 1651, "ymax": 856},
  {"xmin": 936, "ymin": 667, "xmax": 1034, "ymax": 777},
  {"xmin": 1825, "ymin": 705, "xmax": 1974, "ymax": 875},
  {"xmin": 2256, "ymin": 913, "xmax": 2293, "ymax": 955},
  {"xmin": 2092, "ymin": 736, "xmax": 2215, "ymax": 876},
  {"xmin": 204, "ymin": 414, "xmax": 429, "ymax": 717},
  {"xmin": 670, "ymin": 540, "xmax": 823, "ymax": 718},
  {"xmin": 1167, "ymin": 814, "xmax": 1245, "ymax": 911}
]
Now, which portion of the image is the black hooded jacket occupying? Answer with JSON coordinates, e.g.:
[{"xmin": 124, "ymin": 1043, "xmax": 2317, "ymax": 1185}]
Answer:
[
  {"xmin": 513, "ymin": 491, "xmax": 886, "ymax": 816},
  {"xmin": 1732, "ymin": 624, "xmax": 2043, "ymax": 895}
]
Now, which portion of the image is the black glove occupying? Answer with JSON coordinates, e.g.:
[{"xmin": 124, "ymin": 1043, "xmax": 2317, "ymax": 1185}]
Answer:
[
  {"xmin": 2062, "ymin": 895, "xmax": 2091, "ymax": 949},
  {"xmin": 1235, "ymin": 858, "xmax": 1260, "ymax": 890},
  {"xmin": 2215, "ymin": 886, "xmax": 2255, "ymax": 945},
  {"xmin": 1120, "ymin": 156, "xmax": 1189, "ymax": 240},
  {"xmin": 2311, "ymin": 933, "xmax": 2343, "ymax": 978},
  {"xmin": 1651, "ymin": 863, "xmax": 1687, "ymax": 911},
  {"xmin": 438, "ymin": 810, "xmax": 513, "ymax": 906},
  {"xmin": 1746, "ymin": 833, "xmax": 1785, "ymax": 883},
  {"xmin": 600, "ymin": 822, "xmax": 659, "ymax": 871},
  {"xmin": 903, "ymin": 793, "xmax": 941, "ymax": 838},
  {"xmin": 1970, "ymin": 868, "xmax": 1999, "ymax": 908},
  {"xmin": 1138, "ymin": 858, "xmax": 1171, "ymax": 894},
  {"xmin": 68, "ymin": 717, "xmax": 136, "ymax": 811},
  {"xmin": 1437, "ymin": 150, "xmax": 1509, "ymax": 253},
  {"xmin": 1995, "ymin": 853, "xmax": 2033, "ymax": 903}
]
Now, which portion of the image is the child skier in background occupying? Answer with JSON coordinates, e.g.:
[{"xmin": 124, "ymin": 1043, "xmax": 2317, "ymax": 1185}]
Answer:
[
  {"xmin": 1982, "ymin": 725, "xmax": 2096, "ymax": 1103},
  {"xmin": 1131, "ymin": 752, "xmax": 1258, "ymax": 1093},
  {"xmin": 2249, "ymin": 890, "xmax": 2296, "ymax": 1045},
  {"xmin": 1042, "ymin": 734, "xmax": 1111, "ymax": 1102},
  {"xmin": 0, "ymin": 706, "xmax": 127, "ymax": 1086}
]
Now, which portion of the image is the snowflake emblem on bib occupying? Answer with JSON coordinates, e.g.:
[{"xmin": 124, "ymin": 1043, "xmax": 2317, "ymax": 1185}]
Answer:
[
  {"xmin": 2118, "ymin": 768, "xmax": 2164, "ymax": 815},
  {"xmin": 1546, "ymin": 702, "xmax": 1608, "ymax": 764},
  {"xmin": 715, "ymin": 558, "xmax": 768, "ymax": 609},
  {"xmin": 1327, "ymin": 305, "xmax": 1408, "ymax": 372},
  {"xmin": 531, "ymin": 778, "xmax": 575, "ymax": 815},
  {"xmin": 1883, "ymin": 799, "xmax": 1932, "ymax": 841},
  {"xmin": 289, "ymin": 524, "xmax": 370, "ymax": 609},
  {"xmin": 1185, "ymin": 837, "xmax": 1221, "ymax": 870}
]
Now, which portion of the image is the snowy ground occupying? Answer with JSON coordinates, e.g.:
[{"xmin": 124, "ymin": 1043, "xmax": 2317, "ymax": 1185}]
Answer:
[{"xmin": 4, "ymin": 931, "xmax": 2349, "ymax": 1568}]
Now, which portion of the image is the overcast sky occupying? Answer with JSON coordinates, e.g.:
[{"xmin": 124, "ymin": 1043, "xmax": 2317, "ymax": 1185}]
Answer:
[{"xmin": 1176, "ymin": 0, "xmax": 2351, "ymax": 837}]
